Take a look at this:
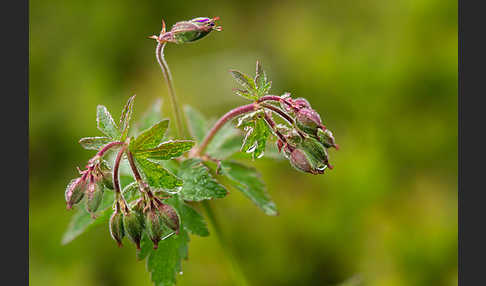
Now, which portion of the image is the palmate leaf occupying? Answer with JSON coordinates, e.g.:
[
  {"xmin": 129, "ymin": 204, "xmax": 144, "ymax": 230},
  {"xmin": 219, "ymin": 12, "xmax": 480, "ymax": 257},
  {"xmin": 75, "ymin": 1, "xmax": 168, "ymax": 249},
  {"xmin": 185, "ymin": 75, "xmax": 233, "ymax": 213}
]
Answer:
[
  {"xmin": 130, "ymin": 120, "xmax": 169, "ymax": 151},
  {"xmin": 178, "ymin": 158, "xmax": 228, "ymax": 201},
  {"xmin": 133, "ymin": 140, "xmax": 195, "ymax": 160},
  {"xmin": 134, "ymin": 157, "xmax": 183, "ymax": 190},
  {"xmin": 220, "ymin": 161, "xmax": 278, "ymax": 216},
  {"xmin": 78, "ymin": 136, "xmax": 112, "ymax": 150},
  {"xmin": 119, "ymin": 95, "xmax": 136, "ymax": 141},
  {"xmin": 97, "ymin": 105, "xmax": 121, "ymax": 139}
]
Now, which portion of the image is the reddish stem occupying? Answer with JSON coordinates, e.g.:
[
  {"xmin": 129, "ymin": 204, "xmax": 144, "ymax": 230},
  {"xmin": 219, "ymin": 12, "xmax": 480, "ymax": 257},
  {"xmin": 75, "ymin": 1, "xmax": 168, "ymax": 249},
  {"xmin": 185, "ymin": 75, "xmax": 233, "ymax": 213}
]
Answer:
[
  {"xmin": 196, "ymin": 103, "xmax": 257, "ymax": 156},
  {"xmin": 260, "ymin": 103, "xmax": 294, "ymax": 125},
  {"xmin": 96, "ymin": 141, "xmax": 124, "ymax": 158},
  {"xmin": 126, "ymin": 150, "xmax": 154, "ymax": 198}
]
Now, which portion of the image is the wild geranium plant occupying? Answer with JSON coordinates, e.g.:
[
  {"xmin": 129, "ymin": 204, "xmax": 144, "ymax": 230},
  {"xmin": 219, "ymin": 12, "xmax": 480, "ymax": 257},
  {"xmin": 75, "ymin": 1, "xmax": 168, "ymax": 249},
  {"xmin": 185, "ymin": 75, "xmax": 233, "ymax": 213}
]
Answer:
[{"xmin": 63, "ymin": 16, "xmax": 338, "ymax": 286}]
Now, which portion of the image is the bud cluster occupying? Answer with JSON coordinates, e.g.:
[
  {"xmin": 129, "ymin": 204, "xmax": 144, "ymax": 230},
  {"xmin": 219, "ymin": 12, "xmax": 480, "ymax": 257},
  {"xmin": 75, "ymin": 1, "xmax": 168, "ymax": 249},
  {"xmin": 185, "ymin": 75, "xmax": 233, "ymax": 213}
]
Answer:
[
  {"xmin": 65, "ymin": 160, "xmax": 113, "ymax": 217},
  {"xmin": 108, "ymin": 187, "xmax": 180, "ymax": 250},
  {"xmin": 273, "ymin": 93, "xmax": 338, "ymax": 174}
]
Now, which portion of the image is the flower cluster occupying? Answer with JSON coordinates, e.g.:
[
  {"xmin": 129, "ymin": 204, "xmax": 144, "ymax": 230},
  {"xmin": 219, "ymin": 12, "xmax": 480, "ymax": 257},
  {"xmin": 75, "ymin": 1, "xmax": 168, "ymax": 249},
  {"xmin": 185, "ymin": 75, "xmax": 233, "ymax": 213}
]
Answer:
[
  {"xmin": 273, "ymin": 93, "xmax": 339, "ymax": 174},
  {"xmin": 65, "ymin": 160, "xmax": 112, "ymax": 216},
  {"xmin": 109, "ymin": 186, "xmax": 180, "ymax": 250}
]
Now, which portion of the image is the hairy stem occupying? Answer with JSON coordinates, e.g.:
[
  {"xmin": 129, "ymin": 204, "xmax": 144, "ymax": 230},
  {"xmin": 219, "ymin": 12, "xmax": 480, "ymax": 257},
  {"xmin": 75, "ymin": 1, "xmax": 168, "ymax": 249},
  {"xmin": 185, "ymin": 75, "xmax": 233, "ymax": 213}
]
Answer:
[
  {"xmin": 261, "ymin": 103, "xmax": 294, "ymax": 125},
  {"xmin": 156, "ymin": 42, "xmax": 184, "ymax": 137},
  {"xmin": 201, "ymin": 201, "xmax": 250, "ymax": 286},
  {"xmin": 113, "ymin": 144, "xmax": 129, "ymax": 211},
  {"xmin": 196, "ymin": 103, "xmax": 257, "ymax": 156},
  {"xmin": 263, "ymin": 111, "xmax": 288, "ymax": 144},
  {"xmin": 126, "ymin": 149, "xmax": 154, "ymax": 198},
  {"xmin": 96, "ymin": 141, "xmax": 124, "ymax": 157}
]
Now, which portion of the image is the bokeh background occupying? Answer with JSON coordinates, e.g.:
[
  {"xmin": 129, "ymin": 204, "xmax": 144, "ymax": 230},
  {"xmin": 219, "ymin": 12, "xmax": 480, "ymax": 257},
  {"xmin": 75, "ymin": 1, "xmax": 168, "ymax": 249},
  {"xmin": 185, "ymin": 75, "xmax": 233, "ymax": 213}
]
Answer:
[{"xmin": 29, "ymin": 0, "xmax": 457, "ymax": 285}]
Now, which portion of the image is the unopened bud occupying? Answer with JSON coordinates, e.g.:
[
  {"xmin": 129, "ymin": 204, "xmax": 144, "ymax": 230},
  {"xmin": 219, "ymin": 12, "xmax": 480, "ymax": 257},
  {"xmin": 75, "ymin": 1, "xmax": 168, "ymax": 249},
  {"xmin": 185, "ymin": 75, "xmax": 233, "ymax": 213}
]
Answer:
[
  {"xmin": 317, "ymin": 128, "xmax": 339, "ymax": 150},
  {"xmin": 161, "ymin": 17, "xmax": 221, "ymax": 44},
  {"xmin": 86, "ymin": 181, "xmax": 104, "ymax": 216},
  {"xmin": 65, "ymin": 178, "xmax": 85, "ymax": 210},
  {"xmin": 287, "ymin": 137, "xmax": 330, "ymax": 174},
  {"xmin": 99, "ymin": 161, "xmax": 114, "ymax": 189},
  {"xmin": 293, "ymin": 98, "xmax": 311, "ymax": 109},
  {"xmin": 145, "ymin": 208, "xmax": 168, "ymax": 249},
  {"xmin": 158, "ymin": 203, "xmax": 180, "ymax": 233},
  {"xmin": 123, "ymin": 209, "xmax": 145, "ymax": 250},
  {"xmin": 109, "ymin": 210, "xmax": 125, "ymax": 247},
  {"xmin": 295, "ymin": 108, "xmax": 324, "ymax": 135}
]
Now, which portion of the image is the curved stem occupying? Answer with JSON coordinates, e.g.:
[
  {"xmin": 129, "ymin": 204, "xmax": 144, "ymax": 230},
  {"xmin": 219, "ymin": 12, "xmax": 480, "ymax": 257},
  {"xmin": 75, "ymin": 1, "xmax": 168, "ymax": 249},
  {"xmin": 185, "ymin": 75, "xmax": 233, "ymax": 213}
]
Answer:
[
  {"xmin": 201, "ymin": 201, "xmax": 250, "ymax": 286},
  {"xmin": 196, "ymin": 103, "xmax": 257, "ymax": 156},
  {"xmin": 113, "ymin": 144, "xmax": 129, "ymax": 211},
  {"xmin": 156, "ymin": 42, "xmax": 184, "ymax": 137},
  {"xmin": 261, "ymin": 103, "xmax": 294, "ymax": 125},
  {"xmin": 96, "ymin": 141, "xmax": 124, "ymax": 157},
  {"xmin": 126, "ymin": 149, "xmax": 154, "ymax": 198}
]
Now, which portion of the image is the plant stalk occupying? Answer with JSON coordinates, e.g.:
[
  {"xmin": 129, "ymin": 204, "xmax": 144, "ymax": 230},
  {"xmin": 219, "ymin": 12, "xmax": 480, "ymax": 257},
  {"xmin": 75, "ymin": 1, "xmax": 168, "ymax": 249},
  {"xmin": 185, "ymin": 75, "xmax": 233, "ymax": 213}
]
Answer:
[
  {"xmin": 196, "ymin": 103, "xmax": 257, "ymax": 156},
  {"xmin": 156, "ymin": 42, "xmax": 184, "ymax": 137}
]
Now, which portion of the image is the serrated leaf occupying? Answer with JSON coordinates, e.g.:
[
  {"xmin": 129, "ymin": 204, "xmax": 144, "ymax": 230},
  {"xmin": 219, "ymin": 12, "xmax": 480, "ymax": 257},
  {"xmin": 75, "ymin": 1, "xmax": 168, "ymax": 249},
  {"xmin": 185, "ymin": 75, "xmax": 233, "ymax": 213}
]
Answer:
[
  {"xmin": 146, "ymin": 228, "xmax": 189, "ymax": 286},
  {"xmin": 178, "ymin": 203, "xmax": 209, "ymax": 237},
  {"xmin": 97, "ymin": 105, "xmax": 120, "ymax": 139},
  {"xmin": 178, "ymin": 158, "xmax": 228, "ymax": 201},
  {"xmin": 233, "ymin": 88, "xmax": 257, "ymax": 100},
  {"xmin": 119, "ymin": 95, "xmax": 136, "ymax": 141},
  {"xmin": 137, "ymin": 99, "xmax": 163, "ymax": 133},
  {"xmin": 61, "ymin": 190, "xmax": 115, "ymax": 245},
  {"xmin": 133, "ymin": 140, "xmax": 194, "ymax": 160},
  {"xmin": 135, "ymin": 157, "xmax": 182, "ymax": 189},
  {"xmin": 254, "ymin": 61, "xmax": 267, "ymax": 90},
  {"xmin": 221, "ymin": 161, "xmax": 278, "ymax": 216},
  {"xmin": 184, "ymin": 105, "xmax": 208, "ymax": 143},
  {"xmin": 240, "ymin": 115, "xmax": 271, "ymax": 160},
  {"xmin": 130, "ymin": 120, "xmax": 169, "ymax": 151},
  {"xmin": 78, "ymin": 137, "xmax": 112, "ymax": 150},
  {"xmin": 229, "ymin": 70, "xmax": 256, "ymax": 92}
]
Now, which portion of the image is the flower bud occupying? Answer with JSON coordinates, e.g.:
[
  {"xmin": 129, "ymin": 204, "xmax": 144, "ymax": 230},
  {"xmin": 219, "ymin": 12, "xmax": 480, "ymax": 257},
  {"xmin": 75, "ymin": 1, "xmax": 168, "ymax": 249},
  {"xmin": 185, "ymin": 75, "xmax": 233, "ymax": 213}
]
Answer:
[
  {"xmin": 109, "ymin": 210, "xmax": 125, "ymax": 247},
  {"xmin": 287, "ymin": 137, "xmax": 330, "ymax": 174},
  {"xmin": 65, "ymin": 178, "xmax": 85, "ymax": 210},
  {"xmin": 86, "ymin": 181, "xmax": 104, "ymax": 217},
  {"xmin": 162, "ymin": 17, "xmax": 221, "ymax": 44},
  {"xmin": 99, "ymin": 161, "xmax": 114, "ymax": 189},
  {"xmin": 295, "ymin": 108, "xmax": 324, "ymax": 135},
  {"xmin": 293, "ymin": 97, "xmax": 311, "ymax": 109},
  {"xmin": 145, "ymin": 208, "xmax": 169, "ymax": 249},
  {"xmin": 317, "ymin": 128, "xmax": 339, "ymax": 150},
  {"xmin": 157, "ymin": 203, "xmax": 180, "ymax": 233},
  {"xmin": 123, "ymin": 209, "xmax": 145, "ymax": 250}
]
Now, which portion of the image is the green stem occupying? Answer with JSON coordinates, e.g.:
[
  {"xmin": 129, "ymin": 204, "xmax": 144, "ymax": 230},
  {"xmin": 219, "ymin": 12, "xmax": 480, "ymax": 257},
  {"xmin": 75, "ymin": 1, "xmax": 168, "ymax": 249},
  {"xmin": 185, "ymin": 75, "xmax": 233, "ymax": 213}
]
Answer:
[
  {"xmin": 156, "ymin": 42, "xmax": 184, "ymax": 137},
  {"xmin": 201, "ymin": 201, "xmax": 250, "ymax": 286}
]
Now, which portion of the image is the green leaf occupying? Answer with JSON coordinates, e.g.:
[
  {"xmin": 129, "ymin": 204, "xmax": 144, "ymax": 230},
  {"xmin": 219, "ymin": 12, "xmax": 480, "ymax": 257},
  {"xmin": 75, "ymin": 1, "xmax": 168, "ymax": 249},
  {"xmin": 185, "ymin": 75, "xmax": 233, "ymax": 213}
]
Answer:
[
  {"xmin": 254, "ymin": 61, "xmax": 267, "ymax": 91},
  {"xmin": 184, "ymin": 105, "xmax": 208, "ymax": 143},
  {"xmin": 146, "ymin": 229, "xmax": 189, "ymax": 286},
  {"xmin": 178, "ymin": 203, "xmax": 209, "ymax": 237},
  {"xmin": 134, "ymin": 140, "xmax": 194, "ymax": 160},
  {"xmin": 122, "ymin": 181, "xmax": 139, "ymax": 202},
  {"xmin": 221, "ymin": 161, "xmax": 278, "ymax": 216},
  {"xmin": 233, "ymin": 88, "xmax": 257, "ymax": 100},
  {"xmin": 178, "ymin": 158, "xmax": 228, "ymax": 201},
  {"xmin": 135, "ymin": 157, "xmax": 183, "ymax": 189},
  {"xmin": 97, "ymin": 105, "xmax": 120, "ymax": 139},
  {"xmin": 61, "ymin": 190, "xmax": 115, "ymax": 245},
  {"xmin": 229, "ymin": 70, "xmax": 256, "ymax": 92},
  {"xmin": 78, "ymin": 137, "xmax": 112, "ymax": 150},
  {"xmin": 119, "ymin": 95, "xmax": 136, "ymax": 141},
  {"xmin": 239, "ymin": 113, "xmax": 271, "ymax": 160},
  {"xmin": 137, "ymin": 99, "xmax": 164, "ymax": 133},
  {"xmin": 130, "ymin": 120, "xmax": 169, "ymax": 151}
]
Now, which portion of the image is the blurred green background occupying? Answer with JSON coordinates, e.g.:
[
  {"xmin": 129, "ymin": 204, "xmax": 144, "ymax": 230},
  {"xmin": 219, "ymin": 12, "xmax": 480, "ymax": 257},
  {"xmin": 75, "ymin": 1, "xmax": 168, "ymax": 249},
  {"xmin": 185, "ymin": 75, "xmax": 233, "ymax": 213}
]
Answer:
[{"xmin": 29, "ymin": 0, "xmax": 457, "ymax": 285}]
